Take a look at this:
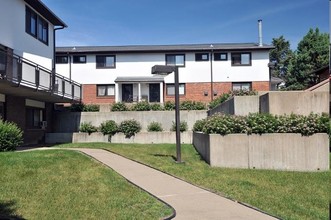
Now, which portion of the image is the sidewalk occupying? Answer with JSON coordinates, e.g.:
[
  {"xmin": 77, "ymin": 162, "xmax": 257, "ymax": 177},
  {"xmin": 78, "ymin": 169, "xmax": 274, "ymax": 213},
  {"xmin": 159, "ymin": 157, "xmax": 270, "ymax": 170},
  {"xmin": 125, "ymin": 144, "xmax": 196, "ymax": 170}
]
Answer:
[{"xmin": 72, "ymin": 148, "xmax": 278, "ymax": 220}]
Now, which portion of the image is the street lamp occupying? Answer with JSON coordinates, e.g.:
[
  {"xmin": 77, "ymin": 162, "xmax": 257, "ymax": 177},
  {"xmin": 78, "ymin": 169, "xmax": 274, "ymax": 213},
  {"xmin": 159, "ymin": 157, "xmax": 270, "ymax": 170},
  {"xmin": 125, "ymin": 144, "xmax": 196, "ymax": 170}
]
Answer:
[{"xmin": 151, "ymin": 65, "xmax": 182, "ymax": 163}]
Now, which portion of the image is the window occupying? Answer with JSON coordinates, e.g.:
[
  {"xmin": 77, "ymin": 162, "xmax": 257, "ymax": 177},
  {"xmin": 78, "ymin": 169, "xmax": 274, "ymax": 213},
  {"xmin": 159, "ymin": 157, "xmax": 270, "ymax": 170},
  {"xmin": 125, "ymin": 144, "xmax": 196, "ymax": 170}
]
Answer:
[
  {"xmin": 231, "ymin": 52, "xmax": 251, "ymax": 66},
  {"xmin": 214, "ymin": 53, "xmax": 228, "ymax": 61},
  {"xmin": 166, "ymin": 84, "xmax": 185, "ymax": 96},
  {"xmin": 166, "ymin": 54, "xmax": 185, "ymax": 67},
  {"xmin": 97, "ymin": 84, "xmax": 115, "ymax": 96},
  {"xmin": 26, "ymin": 6, "xmax": 48, "ymax": 44},
  {"xmin": 96, "ymin": 55, "xmax": 116, "ymax": 68},
  {"xmin": 73, "ymin": 55, "xmax": 86, "ymax": 63},
  {"xmin": 232, "ymin": 82, "xmax": 252, "ymax": 91},
  {"xmin": 195, "ymin": 53, "xmax": 209, "ymax": 61},
  {"xmin": 56, "ymin": 56, "xmax": 68, "ymax": 64},
  {"xmin": 26, "ymin": 107, "xmax": 44, "ymax": 129}
]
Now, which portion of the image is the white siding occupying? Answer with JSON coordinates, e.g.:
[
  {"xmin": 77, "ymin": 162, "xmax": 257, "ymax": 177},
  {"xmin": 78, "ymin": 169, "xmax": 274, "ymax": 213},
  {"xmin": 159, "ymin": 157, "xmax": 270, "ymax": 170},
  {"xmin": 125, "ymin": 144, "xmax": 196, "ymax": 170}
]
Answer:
[
  {"xmin": 56, "ymin": 50, "xmax": 270, "ymax": 84},
  {"xmin": 0, "ymin": 0, "xmax": 54, "ymax": 69}
]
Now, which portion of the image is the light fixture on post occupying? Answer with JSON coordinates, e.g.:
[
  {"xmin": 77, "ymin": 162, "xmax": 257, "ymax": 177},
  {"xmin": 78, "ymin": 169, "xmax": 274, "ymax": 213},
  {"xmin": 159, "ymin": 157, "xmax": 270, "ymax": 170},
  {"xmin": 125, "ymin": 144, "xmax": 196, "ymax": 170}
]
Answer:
[{"xmin": 151, "ymin": 65, "xmax": 182, "ymax": 163}]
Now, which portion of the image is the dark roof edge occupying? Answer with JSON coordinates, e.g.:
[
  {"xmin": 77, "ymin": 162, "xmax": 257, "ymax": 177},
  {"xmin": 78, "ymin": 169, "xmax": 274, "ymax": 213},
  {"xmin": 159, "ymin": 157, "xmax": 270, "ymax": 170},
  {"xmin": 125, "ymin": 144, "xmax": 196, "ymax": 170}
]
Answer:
[{"xmin": 24, "ymin": 0, "xmax": 67, "ymax": 27}]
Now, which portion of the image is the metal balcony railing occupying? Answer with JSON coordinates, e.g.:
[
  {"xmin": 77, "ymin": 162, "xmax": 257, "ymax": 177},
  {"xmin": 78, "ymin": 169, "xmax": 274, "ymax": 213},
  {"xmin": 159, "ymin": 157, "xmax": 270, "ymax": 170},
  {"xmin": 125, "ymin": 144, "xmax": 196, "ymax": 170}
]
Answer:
[{"xmin": 0, "ymin": 49, "xmax": 81, "ymax": 101}]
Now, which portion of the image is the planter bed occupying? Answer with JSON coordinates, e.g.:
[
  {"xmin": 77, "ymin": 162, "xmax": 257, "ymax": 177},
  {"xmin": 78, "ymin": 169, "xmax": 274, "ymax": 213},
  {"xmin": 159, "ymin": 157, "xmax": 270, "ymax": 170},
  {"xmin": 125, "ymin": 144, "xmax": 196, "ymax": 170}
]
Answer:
[{"xmin": 193, "ymin": 132, "xmax": 329, "ymax": 171}]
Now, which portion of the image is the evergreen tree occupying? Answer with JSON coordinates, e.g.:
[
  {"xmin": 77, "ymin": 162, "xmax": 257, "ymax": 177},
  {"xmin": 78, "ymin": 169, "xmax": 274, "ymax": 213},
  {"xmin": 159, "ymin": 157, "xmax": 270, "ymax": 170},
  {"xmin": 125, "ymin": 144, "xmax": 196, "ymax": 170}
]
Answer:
[
  {"xmin": 269, "ymin": 36, "xmax": 293, "ymax": 79},
  {"xmin": 285, "ymin": 28, "xmax": 329, "ymax": 90}
]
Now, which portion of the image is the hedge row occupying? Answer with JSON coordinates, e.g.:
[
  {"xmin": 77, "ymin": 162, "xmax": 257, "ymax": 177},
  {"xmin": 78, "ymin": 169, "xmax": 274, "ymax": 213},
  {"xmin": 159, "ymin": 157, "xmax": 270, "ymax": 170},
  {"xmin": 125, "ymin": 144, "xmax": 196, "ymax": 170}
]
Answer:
[
  {"xmin": 193, "ymin": 113, "xmax": 330, "ymax": 136},
  {"xmin": 111, "ymin": 101, "xmax": 206, "ymax": 111},
  {"xmin": 79, "ymin": 120, "xmax": 188, "ymax": 138}
]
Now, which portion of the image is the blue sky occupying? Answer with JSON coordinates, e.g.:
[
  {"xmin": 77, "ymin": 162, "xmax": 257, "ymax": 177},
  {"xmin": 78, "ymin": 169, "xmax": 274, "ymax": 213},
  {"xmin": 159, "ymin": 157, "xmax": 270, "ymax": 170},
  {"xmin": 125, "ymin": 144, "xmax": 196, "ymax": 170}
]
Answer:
[{"xmin": 43, "ymin": 0, "xmax": 328, "ymax": 50}]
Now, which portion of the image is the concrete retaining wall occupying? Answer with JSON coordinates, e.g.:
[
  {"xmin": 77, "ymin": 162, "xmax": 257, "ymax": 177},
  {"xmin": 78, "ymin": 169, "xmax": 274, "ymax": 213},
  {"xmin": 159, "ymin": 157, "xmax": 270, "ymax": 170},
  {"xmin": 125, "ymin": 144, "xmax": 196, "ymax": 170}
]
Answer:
[
  {"xmin": 260, "ymin": 91, "xmax": 329, "ymax": 115},
  {"xmin": 53, "ymin": 110, "xmax": 207, "ymax": 133},
  {"xmin": 193, "ymin": 132, "xmax": 329, "ymax": 171},
  {"xmin": 46, "ymin": 132, "xmax": 193, "ymax": 144},
  {"xmin": 208, "ymin": 96, "xmax": 259, "ymax": 116}
]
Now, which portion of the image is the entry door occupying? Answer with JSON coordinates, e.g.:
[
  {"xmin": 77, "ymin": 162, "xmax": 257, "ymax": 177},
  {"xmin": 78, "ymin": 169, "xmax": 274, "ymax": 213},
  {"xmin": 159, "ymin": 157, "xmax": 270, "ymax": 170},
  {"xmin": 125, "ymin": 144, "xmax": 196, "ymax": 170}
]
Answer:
[
  {"xmin": 149, "ymin": 83, "xmax": 160, "ymax": 102},
  {"xmin": 122, "ymin": 84, "xmax": 133, "ymax": 102}
]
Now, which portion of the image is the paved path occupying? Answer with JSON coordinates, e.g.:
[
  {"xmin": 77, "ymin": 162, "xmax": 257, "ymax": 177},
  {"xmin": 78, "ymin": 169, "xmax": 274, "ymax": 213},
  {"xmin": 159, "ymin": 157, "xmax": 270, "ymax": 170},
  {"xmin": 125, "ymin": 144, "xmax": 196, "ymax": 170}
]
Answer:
[{"xmin": 68, "ymin": 148, "xmax": 278, "ymax": 220}]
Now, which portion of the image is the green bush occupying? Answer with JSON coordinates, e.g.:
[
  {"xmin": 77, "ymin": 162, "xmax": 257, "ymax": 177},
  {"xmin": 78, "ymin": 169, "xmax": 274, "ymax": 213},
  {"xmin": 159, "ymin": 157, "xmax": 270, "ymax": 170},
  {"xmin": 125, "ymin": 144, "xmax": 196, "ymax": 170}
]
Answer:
[
  {"xmin": 195, "ymin": 113, "xmax": 330, "ymax": 136},
  {"xmin": 100, "ymin": 120, "xmax": 118, "ymax": 136},
  {"xmin": 164, "ymin": 101, "xmax": 175, "ymax": 111},
  {"xmin": 208, "ymin": 93, "xmax": 231, "ymax": 109},
  {"xmin": 171, "ymin": 121, "xmax": 188, "ymax": 132},
  {"xmin": 131, "ymin": 101, "xmax": 151, "ymax": 111},
  {"xmin": 147, "ymin": 121, "xmax": 163, "ymax": 132},
  {"xmin": 0, "ymin": 120, "xmax": 23, "ymax": 151},
  {"xmin": 79, "ymin": 122, "xmax": 98, "ymax": 135},
  {"xmin": 150, "ymin": 103, "xmax": 164, "ymax": 111},
  {"xmin": 180, "ymin": 101, "xmax": 206, "ymax": 110},
  {"xmin": 192, "ymin": 119, "xmax": 207, "ymax": 132},
  {"xmin": 70, "ymin": 103, "xmax": 85, "ymax": 112},
  {"xmin": 83, "ymin": 104, "xmax": 99, "ymax": 112},
  {"xmin": 230, "ymin": 89, "xmax": 258, "ymax": 96},
  {"xmin": 111, "ymin": 102, "xmax": 129, "ymax": 111},
  {"xmin": 119, "ymin": 119, "xmax": 141, "ymax": 138}
]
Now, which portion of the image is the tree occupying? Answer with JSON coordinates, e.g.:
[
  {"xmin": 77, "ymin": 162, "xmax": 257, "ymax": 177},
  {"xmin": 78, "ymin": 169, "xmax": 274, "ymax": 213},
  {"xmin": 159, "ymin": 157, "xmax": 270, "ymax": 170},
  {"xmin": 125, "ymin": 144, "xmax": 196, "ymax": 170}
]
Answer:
[
  {"xmin": 285, "ymin": 28, "xmax": 329, "ymax": 90},
  {"xmin": 269, "ymin": 36, "xmax": 293, "ymax": 79}
]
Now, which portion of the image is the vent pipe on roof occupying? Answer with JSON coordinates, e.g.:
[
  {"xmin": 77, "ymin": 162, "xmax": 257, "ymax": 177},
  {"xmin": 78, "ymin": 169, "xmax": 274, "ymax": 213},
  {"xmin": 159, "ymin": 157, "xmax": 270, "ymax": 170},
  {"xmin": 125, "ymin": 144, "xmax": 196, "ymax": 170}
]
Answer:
[{"xmin": 258, "ymin": 19, "xmax": 263, "ymax": 47}]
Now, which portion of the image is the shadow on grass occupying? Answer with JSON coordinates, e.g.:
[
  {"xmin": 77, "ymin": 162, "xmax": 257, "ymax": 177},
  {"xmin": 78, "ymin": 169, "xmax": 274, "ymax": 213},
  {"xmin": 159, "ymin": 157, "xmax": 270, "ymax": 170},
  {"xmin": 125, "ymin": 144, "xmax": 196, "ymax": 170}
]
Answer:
[
  {"xmin": 0, "ymin": 200, "xmax": 25, "ymax": 220},
  {"xmin": 152, "ymin": 154, "xmax": 177, "ymax": 161}
]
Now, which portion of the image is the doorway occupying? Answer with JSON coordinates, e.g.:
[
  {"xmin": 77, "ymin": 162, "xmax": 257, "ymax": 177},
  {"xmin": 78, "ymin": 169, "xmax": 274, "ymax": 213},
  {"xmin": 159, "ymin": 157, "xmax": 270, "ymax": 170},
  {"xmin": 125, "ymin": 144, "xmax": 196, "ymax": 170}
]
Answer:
[
  {"xmin": 122, "ymin": 84, "xmax": 133, "ymax": 102},
  {"xmin": 149, "ymin": 83, "xmax": 160, "ymax": 102}
]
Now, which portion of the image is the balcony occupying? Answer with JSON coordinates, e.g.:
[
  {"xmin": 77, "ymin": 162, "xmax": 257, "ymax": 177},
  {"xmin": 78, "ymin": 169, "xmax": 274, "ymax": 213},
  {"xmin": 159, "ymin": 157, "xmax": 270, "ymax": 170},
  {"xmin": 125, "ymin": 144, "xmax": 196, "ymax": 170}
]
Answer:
[{"xmin": 0, "ymin": 49, "xmax": 81, "ymax": 103}]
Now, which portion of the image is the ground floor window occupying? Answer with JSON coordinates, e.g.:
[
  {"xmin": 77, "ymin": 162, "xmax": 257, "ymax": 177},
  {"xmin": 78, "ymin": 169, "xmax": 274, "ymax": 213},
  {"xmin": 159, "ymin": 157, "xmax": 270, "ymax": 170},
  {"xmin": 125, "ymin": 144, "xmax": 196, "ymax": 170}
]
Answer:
[
  {"xmin": 232, "ymin": 82, "xmax": 252, "ymax": 91},
  {"xmin": 97, "ymin": 84, "xmax": 115, "ymax": 96},
  {"xmin": 166, "ymin": 83, "xmax": 185, "ymax": 95},
  {"xmin": 26, "ymin": 107, "xmax": 44, "ymax": 129}
]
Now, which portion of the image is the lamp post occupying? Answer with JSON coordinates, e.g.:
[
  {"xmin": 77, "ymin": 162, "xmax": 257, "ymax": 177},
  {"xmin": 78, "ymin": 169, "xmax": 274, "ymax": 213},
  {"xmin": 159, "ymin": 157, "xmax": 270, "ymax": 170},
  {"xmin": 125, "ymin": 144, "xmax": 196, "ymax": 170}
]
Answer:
[{"xmin": 151, "ymin": 65, "xmax": 182, "ymax": 163}]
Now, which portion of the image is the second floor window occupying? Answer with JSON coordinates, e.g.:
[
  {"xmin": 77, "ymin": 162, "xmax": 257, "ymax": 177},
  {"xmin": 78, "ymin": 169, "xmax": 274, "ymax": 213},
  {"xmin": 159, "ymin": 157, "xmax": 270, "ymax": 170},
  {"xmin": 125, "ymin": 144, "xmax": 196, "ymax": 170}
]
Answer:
[
  {"xmin": 73, "ymin": 55, "xmax": 86, "ymax": 63},
  {"xmin": 56, "ymin": 56, "xmax": 68, "ymax": 64},
  {"xmin": 231, "ymin": 52, "xmax": 251, "ymax": 66},
  {"xmin": 195, "ymin": 53, "xmax": 209, "ymax": 61},
  {"xmin": 96, "ymin": 55, "xmax": 116, "ymax": 68},
  {"xmin": 26, "ymin": 6, "xmax": 48, "ymax": 45},
  {"xmin": 166, "ymin": 54, "xmax": 185, "ymax": 67}
]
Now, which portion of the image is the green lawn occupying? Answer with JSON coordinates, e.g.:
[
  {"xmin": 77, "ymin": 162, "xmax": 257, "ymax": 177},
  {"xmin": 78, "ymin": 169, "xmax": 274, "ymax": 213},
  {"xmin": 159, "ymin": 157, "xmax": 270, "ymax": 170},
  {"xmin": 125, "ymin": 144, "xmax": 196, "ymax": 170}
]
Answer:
[
  {"xmin": 0, "ymin": 150, "xmax": 172, "ymax": 220},
  {"xmin": 57, "ymin": 143, "xmax": 331, "ymax": 220}
]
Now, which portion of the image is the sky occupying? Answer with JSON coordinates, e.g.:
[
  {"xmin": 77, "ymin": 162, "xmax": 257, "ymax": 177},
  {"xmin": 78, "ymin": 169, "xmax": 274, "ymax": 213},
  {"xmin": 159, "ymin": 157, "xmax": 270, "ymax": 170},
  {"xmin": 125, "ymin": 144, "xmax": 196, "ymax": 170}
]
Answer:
[{"xmin": 43, "ymin": 0, "xmax": 329, "ymax": 50}]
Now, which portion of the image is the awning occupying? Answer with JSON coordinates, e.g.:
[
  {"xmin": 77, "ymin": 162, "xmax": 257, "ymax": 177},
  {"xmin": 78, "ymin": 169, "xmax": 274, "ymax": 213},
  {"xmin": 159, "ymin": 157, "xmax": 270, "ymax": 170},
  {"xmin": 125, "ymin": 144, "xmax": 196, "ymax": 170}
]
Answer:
[{"xmin": 114, "ymin": 76, "xmax": 165, "ymax": 83}]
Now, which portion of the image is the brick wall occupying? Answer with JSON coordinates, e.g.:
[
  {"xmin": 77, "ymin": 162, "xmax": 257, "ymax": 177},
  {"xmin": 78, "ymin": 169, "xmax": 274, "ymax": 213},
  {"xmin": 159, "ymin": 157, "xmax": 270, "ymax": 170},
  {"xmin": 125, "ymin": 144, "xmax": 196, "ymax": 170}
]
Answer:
[
  {"xmin": 82, "ymin": 84, "xmax": 115, "ymax": 104},
  {"xmin": 252, "ymin": 81, "xmax": 270, "ymax": 91}
]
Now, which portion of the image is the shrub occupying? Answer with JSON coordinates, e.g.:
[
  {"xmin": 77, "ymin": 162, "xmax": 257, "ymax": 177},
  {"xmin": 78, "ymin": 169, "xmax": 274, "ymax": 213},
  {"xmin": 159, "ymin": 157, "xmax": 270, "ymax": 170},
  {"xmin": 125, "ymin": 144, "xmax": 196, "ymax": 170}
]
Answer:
[
  {"xmin": 0, "ymin": 120, "xmax": 23, "ymax": 151},
  {"xmin": 79, "ymin": 122, "xmax": 98, "ymax": 135},
  {"xmin": 147, "ymin": 121, "xmax": 163, "ymax": 132},
  {"xmin": 193, "ymin": 119, "xmax": 207, "ymax": 132},
  {"xmin": 70, "ymin": 103, "xmax": 84, "ymax": 112},
  {"xmin": 111, "ymin": 102, "xmax": 129, "ymax": 111},
  {"xmin": 180, "ymin": 101, "xmax": 206, "ymax": 110},
  {"xmin": 119, "ymin": 119, "xmax": 141, "ymax": 138},
  {"xmin": 164, "ymin": 101, "xmax": 175, "ymax": 111},
  {"xmin": 246, "ymin": 113, "xmax": 279, "ymax": 134},
  {"xmin": 208, "ymin": 93, "xmax": 231, "ymax": 109},
  {"xmin": 150, "ymin": 103, "xmax": 164, "ymax": 111},
  {"xmin": 83, "ymin": 104, "xmax": 99, "ymax": 112},
  {"xmin": 131, "ymin": 101, "xmax": 151, "ymax": 111},
  {"xmin": 171, "ymin": 121, "xmax": 188, "ymax": 132},
  {"xmin": 100, "ymin": 120, "xmax": 118, "ymax": 136},
  {"xmin": 230, "ymin": 89, "xmax": 258, "ymax": 96}
]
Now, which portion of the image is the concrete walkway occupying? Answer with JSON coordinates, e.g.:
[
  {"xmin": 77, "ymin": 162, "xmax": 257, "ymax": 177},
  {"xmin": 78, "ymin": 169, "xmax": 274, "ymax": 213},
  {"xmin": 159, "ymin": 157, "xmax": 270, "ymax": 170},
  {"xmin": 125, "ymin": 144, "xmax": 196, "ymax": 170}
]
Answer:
[{"xmin": 68, "ymin": 148, "xmax": 278, "ymax": 220}]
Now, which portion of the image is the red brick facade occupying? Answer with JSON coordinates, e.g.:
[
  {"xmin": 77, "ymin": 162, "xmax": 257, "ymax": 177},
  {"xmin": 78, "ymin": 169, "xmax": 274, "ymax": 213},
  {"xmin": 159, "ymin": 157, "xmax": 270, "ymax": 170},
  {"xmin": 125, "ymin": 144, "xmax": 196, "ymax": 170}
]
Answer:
[
  {"xmin": 82, "ymin": 84, "xmax": 115, "ymax": 104},
  {"xmin": 82, "ymin": 81, "xmax": 270, "ymax": 104}
]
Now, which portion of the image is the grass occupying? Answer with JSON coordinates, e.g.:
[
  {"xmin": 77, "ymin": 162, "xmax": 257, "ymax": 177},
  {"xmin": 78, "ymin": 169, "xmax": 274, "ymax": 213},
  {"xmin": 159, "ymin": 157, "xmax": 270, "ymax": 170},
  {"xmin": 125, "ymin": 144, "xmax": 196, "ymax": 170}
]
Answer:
[
  {"xmin": 56, "ymin": 143, "xmax": 331, "ymax": 220},
  {"xmin": 0, "ymin": 150, "xmax": 172, "ymax": 220}
]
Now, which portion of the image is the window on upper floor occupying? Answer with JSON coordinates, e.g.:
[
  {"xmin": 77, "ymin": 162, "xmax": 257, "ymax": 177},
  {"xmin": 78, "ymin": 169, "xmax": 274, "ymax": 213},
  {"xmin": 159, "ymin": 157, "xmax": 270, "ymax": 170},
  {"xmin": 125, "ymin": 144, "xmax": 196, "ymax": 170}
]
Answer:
[
  {"xmin": 97, "ymin": 84, "xmax": 115, "ymax": 96},
  {"xmin": 166, "ymin": 54, "xmax": 185, "ymax": 67},
  {"xmin": 214, "ymin": 53, "xmax": 228, "ymax": 61},
  {"xmin": 195, "ymin": 53, "xmax": 209, "ymax": 61},
  {"xmin": 231, "ymin": 52, "xmax": 251, "ymax": 66},
  {"xmin": 166, "ymin": 83, "xmax": 185, "ymax": 96},
  {"xmin": 26, "ymin": 6, "xmax": 48, "ymax": 45},
  {"xmin": 73, "ymin": 55, "xmax": 86, "ymax": 63},
  {"xmin": 96, "ymin": 55, "xmax": 116, "ymax": 68},
  {"xmin": 232, "ymin": 82, "xmax": 252, "ymax": 91},
  {"xmin": 56, "ymin": 56, "xmax": 68, "ymax": 64}
]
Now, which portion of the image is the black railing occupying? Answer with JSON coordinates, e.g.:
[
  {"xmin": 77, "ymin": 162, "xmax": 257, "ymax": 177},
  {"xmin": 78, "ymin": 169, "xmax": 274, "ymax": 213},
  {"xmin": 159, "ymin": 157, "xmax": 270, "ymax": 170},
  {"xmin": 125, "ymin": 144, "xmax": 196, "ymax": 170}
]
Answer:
[{"xmin": 0, "ymin": 49, "xmax": 81, "ymax": 101}]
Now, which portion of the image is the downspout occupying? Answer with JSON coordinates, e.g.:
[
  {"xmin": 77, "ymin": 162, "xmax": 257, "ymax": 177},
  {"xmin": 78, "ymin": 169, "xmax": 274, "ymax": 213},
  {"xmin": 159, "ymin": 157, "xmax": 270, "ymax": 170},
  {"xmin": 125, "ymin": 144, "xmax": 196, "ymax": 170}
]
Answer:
[
  {"xmin": 52, "ymin": 26, "xmax": 65, "ymax": 92},
  {"xmin": 210, "ymin": 44, "xmax": 214, "ymax": 101}
]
